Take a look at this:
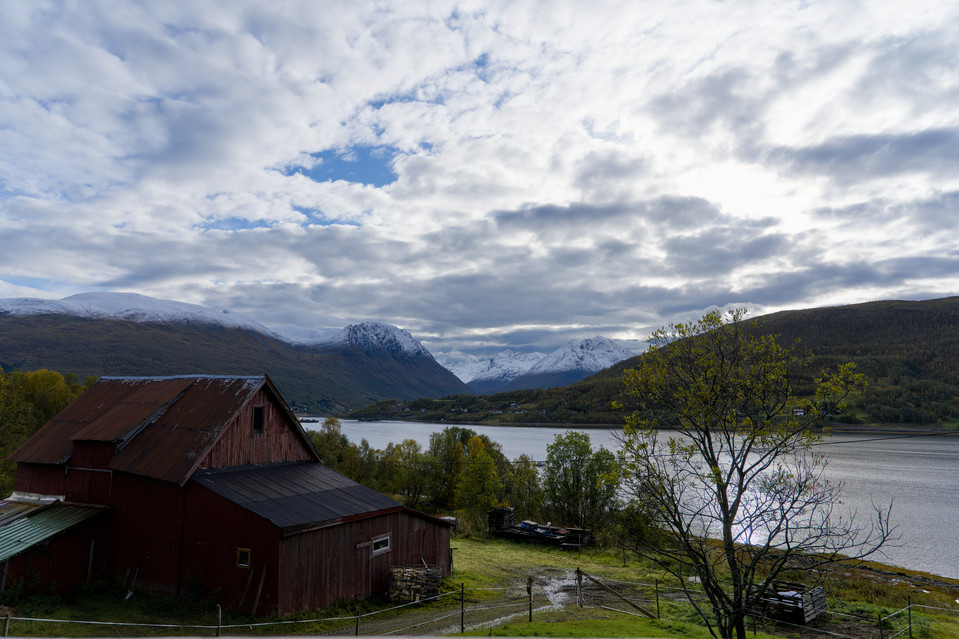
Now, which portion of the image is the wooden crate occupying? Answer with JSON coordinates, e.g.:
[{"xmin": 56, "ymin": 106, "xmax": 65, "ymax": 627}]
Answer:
[{"xmin": 758, "ymin": 581, "xmax": 827, "ymax": 624}]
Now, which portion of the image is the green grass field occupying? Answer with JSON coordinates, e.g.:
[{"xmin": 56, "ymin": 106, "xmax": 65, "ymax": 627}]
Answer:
[{"xmin": 2, "ymin": 535, "xmax": 958, "ymax": 637}]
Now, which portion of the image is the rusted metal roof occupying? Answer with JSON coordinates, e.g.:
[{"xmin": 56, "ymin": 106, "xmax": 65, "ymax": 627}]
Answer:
[
  {"xmin": 6, "ymin": 378, "xmax": 153, "ymax": 466},
  {"xmin": 0, "ymin": 499, "xmax": 45, "ymax": 528},
  {"xmin": 109, "ymin": 376, "xmax": 265, "ymax": 484},
  {"xmin": 71, "ymin": 377, "xmax": 195, "ymax": 443},
  {"xmin": 0, "ymin": 502, "xmax": 106, "ymax": 563},
  {"xmin": 192, "ymin": 462, "xmax": 403, "ymax": 531},
  {"xmin": 8, "ymin": 375, "xmax": 282, "ymax": 485}
]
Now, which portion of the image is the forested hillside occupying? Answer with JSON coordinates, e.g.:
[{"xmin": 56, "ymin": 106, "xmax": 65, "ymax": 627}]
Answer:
[
  {"xmin": 349, "ymin": 298, "xmax": 959, "ymax": 427},
  {"xmin": 0, "ymin": 315, "xmax": 469, "ymax": 412}
]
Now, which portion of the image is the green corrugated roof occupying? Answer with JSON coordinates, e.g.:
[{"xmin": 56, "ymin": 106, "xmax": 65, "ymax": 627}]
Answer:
[{"xmin": 0, "ymin": 504, "xmax": 105, "ymax": 563}]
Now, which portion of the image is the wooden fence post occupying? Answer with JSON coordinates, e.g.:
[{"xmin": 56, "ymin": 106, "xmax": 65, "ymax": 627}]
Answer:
[
  {"xmin": 576, "ymin": 568, "xmax": 583, "ymax": 608},
  {"xmin": 3, "ymin": 614, "xmax": 9, "ymax": 637},
  {"xmin": 655, "ymin": 579, "xmax": 660, "ymax": 619},
  {"xmin": 908, "ymin": 596, "xmax": 912, "ymax": 639},
  {"xmin": 215, "ymin": 604, "xmax": 221, "ymax": 637},
  {"xmin": 461, "ymin": 583, "xmax": 465, "ymax": 633},
  {"xmin": 527, "ymin": 576, "xmax": 533, "ymax": 622},
  {"xmin": 878, "ymin": 611, "xmax": 884, "ymax": 639}
]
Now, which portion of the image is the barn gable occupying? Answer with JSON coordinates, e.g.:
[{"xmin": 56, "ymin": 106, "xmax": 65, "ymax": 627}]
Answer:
[{"xmin": 9, "ymin": 375, "xmax": 319, "ymax": 489}]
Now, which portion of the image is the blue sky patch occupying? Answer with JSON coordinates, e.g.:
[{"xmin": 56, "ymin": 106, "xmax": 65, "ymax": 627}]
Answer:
[
  {"xmin": 289, "ymin": 146, "xmax": 399, "ymax": 187},
  {"xmin": 199, "ymin": 217, "xmax": 273, "ymax": 232}
]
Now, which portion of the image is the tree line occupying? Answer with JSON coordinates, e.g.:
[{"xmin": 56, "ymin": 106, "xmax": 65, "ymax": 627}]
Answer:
[
  {"xmin": 308, "ymin": 420, "xmax": 627, "ymax": 536},
  {"xmin": 0, "ymin": 368, "xmax": 95, "ymax": 496}
]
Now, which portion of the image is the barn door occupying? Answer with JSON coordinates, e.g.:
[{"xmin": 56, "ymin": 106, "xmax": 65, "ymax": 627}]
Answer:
[{"xmin": 354, "ymin": 542, "xmax": 371, "ymax": 598}]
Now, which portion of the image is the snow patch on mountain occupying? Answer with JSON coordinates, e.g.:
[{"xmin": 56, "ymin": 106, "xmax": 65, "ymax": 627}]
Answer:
[
  {"xmin": 528, "ymin": 336, "xmax": 635, "ymax": 375},
  {"xmin": 0, "ymin": 292, "xmax": 276, "ymax": 335},
  {"xmin": 439, "ymin": 337, "xmax": 634, "ymax": 384},
  {"xmin": 437, "ymin": 349, "xmax": 545, "ymax": 383},
  {"xmin": 275, "ymin": 322, "xmax": 431, "ymax": 358}
]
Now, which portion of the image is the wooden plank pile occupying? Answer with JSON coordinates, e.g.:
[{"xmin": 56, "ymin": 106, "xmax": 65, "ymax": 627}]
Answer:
[
  {"xmin": 388, "ymin": 565, "xmax": 442, "ymax": 603},
  {"xmin": 758, "ymin": 581, "xmax": 827, "ymax": 624}
]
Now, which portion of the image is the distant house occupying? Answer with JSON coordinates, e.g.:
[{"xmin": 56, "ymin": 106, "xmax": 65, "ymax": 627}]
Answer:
[{"xmin": 2, "ymin": 375, "xmax": 451, "ymax": 614}]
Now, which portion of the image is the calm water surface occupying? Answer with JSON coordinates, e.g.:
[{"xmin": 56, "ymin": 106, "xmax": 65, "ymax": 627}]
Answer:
[{"xmin": 309, "ymin": 420, "xmax": 959, "ymax": 580}]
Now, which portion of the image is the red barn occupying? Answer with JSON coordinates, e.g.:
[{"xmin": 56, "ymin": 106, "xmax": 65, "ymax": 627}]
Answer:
[{"xmin": 1, "ymin": 375, "xmax": 451, "ymax": 614}]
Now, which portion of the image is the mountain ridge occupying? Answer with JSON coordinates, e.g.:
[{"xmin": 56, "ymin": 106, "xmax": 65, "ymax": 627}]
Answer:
[
  {"xmin": 0, "ymin": 293, "xmax": 434, "ymax": 359},
  {"xmin": 348, "ymin": 297, "xmax": 959, "ymax": 427},
  {"xmin": 0, "ymin": 305, "xmax": 469, "ymax": 412}
]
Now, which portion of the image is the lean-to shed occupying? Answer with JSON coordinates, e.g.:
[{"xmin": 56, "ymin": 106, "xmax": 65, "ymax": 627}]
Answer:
[{"xmin": 4, "ymin": 375, "xmax": 452, "ymax": 614}]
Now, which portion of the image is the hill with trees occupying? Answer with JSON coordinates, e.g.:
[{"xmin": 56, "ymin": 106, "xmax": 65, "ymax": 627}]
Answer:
[
  {"xmin": 348, "ymin": 297, "xmax": 959, "ymax": 428},
  {"xmin": 0, "ymin": 314, "xmax": 469, "ymax": 412}
]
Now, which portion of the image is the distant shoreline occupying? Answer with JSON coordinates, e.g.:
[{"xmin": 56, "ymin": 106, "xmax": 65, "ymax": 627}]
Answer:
[{"xmin": 323, "ymin": 416, "xmax": 956, "ymax": 436}]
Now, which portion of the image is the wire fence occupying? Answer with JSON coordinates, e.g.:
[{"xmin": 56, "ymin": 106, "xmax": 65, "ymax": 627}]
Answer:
[{"xmin": 2, "ymin": 573, "xmax": 958, "ymax": 637}]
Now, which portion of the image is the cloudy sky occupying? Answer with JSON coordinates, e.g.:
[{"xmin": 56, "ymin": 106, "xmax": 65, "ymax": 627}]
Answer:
[{"xmin": 2, "ymin": 1, "xmax": 958, "ymax": 357}]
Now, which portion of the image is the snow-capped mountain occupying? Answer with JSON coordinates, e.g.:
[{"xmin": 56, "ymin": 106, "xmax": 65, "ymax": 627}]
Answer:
[
  {"xmin": 437, "ymin": 349, "xmax": 545, "ymax": 384},
  {"xmin": 0, "ymin": 292, "xmax": 467, "ymax": 410},
  {"xmin": 341, "ymin": 322, "xmax": 433, "ymax": 358},
  {"xmin": 528, "ymin": 337, "xmax": 635, "ymax": 375},
  {"xmin": 0, "ymin": 292, "xmax": 275, "ymax": 334},
  {"xmin": 439, "ymin": 337, "xmax": 635, "ymax": 393},
  {"xmin": 0, "ymin": 293, "xmax": 433, "ymax": 359},
  {"xmin": 274, "ymin": 322, "xmax": 432, "ymax": 358}
]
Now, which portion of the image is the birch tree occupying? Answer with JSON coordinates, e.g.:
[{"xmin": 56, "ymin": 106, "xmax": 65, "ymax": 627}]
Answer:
[{"xmin": 617, "ymin": 309, "xmax": 894, "ymax": 639}]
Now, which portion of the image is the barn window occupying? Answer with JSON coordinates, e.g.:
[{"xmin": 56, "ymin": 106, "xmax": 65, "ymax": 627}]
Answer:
[
  {"xmin": 252, "ymin": 406, "xmax": 265, "ymax": 435},
  {"xmin": 372, "ymin": 535, "xmax": 391, "ymax": 555},
  {"xmin": 237, "ymin": 548, "xmax": 251, "ymax": 568}
]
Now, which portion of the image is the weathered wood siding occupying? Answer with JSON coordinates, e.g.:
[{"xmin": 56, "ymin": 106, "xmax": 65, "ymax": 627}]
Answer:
[
  {"xmin": 70, "ymin": 441, "xmax": 116, "ymax": 469},
  {"xmin": 65, "ymin": 468, "xmax": 112, "ymax": 505},
  {"xmin": 276, "ymin": 510, "xmax": 451, "ymax": 614},
  {"xmin": 13, "ymin": 462, "xmax": 66, "ymax": 496},
  {"xmin": 202, "ymin": 388, "xmax": 314, "ymax": 469},
  {"xmin": 65, "ymin": 442, "xmax": 116, "ymax": 504},
  {"xmin": 109, "ymin": 472, "xmax": 184, "ymax": 594},
  {"xmin": 180, "ymin": 482, "xmax": 281, "ymax": 613}
]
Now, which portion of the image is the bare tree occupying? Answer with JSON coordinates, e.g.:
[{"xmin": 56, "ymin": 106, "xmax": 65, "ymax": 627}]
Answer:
[{"xmin": 617, "ymin": 309, "xmax": 894, "ymax": 639}]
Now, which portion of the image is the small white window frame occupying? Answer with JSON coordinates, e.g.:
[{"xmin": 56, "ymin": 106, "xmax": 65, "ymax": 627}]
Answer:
[
  {"xmin": 237, "ymin": 547, "xmax": 251, "ymax": 568},
  {"xmin": 371, "ymin": 534, "xmax": 391, "ymax": 556}
]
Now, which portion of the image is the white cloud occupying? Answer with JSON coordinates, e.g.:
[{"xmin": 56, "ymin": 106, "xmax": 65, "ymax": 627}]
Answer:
[{"xmin": 2, "ymin": 0, "xmax": 959, "ymax": 355}]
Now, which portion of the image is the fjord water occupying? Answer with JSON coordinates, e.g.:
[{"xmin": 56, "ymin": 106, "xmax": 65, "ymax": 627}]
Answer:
[{"xmin": 326, "ymin": 420, "xmax": 959, "ymax": 580}]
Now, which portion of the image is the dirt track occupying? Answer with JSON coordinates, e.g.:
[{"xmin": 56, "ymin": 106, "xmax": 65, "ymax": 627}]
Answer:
[{"xmin": 314, "ymin": 563, "xmax": 959, "ymax": 638}]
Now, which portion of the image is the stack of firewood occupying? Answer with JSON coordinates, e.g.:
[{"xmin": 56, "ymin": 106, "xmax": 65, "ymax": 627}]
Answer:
[
  {"xmin": 486, "ymin": 506, "xmax": 515, "ymax": 530},
  {"xmin": 388, "ymin": 565, "xmax": 442, "ymax": 603}
]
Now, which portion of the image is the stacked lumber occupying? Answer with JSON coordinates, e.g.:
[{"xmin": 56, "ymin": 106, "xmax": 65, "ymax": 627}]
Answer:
[
  {"xmin": 758, "ymin": 581, "xmax": 827, "ymax": 624},
  {"xmin": 388, "ymin": 565, "xmax": 441, "ymax": 603}
]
